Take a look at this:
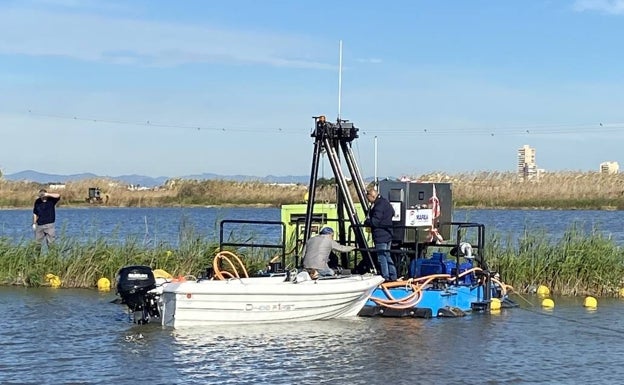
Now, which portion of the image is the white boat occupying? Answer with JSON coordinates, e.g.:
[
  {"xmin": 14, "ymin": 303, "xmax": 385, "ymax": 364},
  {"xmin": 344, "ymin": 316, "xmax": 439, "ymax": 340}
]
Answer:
[
  {"xmin": 159, "ymin": 274, "xmax": 384, "ymax": 327},
  {"xmin": 116, "ymin": 264, "xmax": 384, "ymax": 328}
]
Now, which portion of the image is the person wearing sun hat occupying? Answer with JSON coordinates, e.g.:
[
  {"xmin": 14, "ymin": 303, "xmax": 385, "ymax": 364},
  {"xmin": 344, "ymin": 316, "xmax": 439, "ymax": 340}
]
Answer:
[{"xmin": 301, "ymin": 227, "xmax": 354, "ymax": 278}]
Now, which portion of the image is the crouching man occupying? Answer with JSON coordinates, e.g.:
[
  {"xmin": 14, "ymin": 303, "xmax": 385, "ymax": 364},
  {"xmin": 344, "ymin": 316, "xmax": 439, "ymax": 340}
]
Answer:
[{"xmin": 302, "ymin": 227, "xmax": 354, "ymax": 278}]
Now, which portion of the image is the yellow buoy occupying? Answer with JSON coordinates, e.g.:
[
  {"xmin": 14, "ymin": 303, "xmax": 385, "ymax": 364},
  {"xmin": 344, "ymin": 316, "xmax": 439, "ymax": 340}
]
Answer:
[
  {"xmin": 583, "ymin": 296, "xmax": 598, "ymax": 309},
  {"xmin": 536, "ymin": 285, "xmax": 550, "ymax": 296},
  {"xmin": 49, "ymin": 277, "xmax": 61, "ymax": 288},
  {"xmin": 541, "ymin": 298, "xmax": 555, "ymax": 308},
  {"xmin": 490, "ymin": 298, "xmax": 502, "ymax": 311},
  {"xmin": 45, "ymin": 273, "xmax": 61, "ymax": 288},
  {"xmin": 97, "ymin": 277, "xmax": 111, "ymax": 291},
  {"xmin": 153, "ymin": 269, "xmax": 173, "ymax": 279}
]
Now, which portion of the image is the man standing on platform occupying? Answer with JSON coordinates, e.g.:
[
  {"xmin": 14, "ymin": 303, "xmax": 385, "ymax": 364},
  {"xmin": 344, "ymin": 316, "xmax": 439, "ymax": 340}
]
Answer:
[{"xmin": 364, "ymin": 187, "xmax": 397, "ymax": 281}]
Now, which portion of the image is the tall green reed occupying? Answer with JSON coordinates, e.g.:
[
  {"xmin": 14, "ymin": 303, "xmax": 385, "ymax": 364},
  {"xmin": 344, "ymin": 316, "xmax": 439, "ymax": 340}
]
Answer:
[
  {"xmin": 3, "ymin": 220, "xmax": 624, "ymax": 296},
  {"xmin": 0, "ymin": 219, "xmax": 276, "ymax": 288},
  {"xmin": 487, "ymin": 222, "xmax": 624, "ymax": 296}
]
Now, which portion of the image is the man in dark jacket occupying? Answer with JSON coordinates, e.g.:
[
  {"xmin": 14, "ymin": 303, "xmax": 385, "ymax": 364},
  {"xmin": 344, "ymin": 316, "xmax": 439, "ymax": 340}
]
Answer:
[
  {"xmin": 33, "ymin": 189, "xmax": 61, "ymax": 246},
  {"xmin": 364, "ymin": 188, "xmax": 397, "ymax": 281}
]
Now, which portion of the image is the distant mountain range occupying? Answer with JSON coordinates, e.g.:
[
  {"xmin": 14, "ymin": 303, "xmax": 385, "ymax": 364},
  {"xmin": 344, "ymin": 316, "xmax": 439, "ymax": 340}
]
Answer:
[{"xmin": 3, "ymin": 170, "xmax": 311, "ymax": 187}]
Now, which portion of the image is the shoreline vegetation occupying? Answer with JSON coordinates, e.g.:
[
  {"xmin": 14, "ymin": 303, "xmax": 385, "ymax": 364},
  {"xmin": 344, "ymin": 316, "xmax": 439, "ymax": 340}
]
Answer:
[
  {"xmin": 2, "ymin": 223, "xmax": 623, "ymax": 297},
  {"xmin": 2, "ymin": 172, "xmax": 624, "ymax": 296},
  {"xmin": 2, "ymin": 171, "xmax": 624, "ymax": 209}
]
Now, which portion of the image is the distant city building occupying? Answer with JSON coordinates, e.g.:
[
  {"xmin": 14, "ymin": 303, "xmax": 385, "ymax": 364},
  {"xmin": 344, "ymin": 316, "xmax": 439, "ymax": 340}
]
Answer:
[
  {"xmin": 518, "ymin": 145, "xmax": 537, "ymax": 180},
  {"xmin": 48, "ymin": 183, "xmax": 66, "ymax": 190},
  {"xmin": 600, "ymin": 161, "xmax": 619, "ymax": 174}
]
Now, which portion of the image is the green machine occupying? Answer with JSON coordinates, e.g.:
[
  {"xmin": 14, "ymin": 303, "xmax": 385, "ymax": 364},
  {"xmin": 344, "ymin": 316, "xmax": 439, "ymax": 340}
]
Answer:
[{"xmin": 281, "ymin": 202, "xmax": 368, "ymax": 253}]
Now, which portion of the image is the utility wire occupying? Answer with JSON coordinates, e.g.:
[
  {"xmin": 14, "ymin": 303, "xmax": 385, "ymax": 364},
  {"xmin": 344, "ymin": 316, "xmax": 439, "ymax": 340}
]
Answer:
[
  {"xmin": 25, "ymin": 110, "xmax": 624, "ymax": 137},
  {"xmin": 26, "ymin": 110, "xmax": 302, "ymax": 134}
]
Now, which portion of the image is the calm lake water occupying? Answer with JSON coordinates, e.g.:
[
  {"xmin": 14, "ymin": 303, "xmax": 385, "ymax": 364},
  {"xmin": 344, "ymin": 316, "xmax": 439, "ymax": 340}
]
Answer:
[
  {"xmin": 2, "ymin": 207, "xmax": 624, "ymax": 383},
  {"xmin": 2, "ymin": 286, "xmax": 624, "ymax": 384},
  {"xmin": 1, "ymin": 206, "xmax": 624, "ymax": 246}
]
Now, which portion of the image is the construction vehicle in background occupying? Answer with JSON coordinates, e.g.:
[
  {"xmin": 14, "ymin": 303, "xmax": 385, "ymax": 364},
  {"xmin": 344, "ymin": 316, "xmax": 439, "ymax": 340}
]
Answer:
[{"xmin": 86, "ymin": 187, "xmax": 103, "ymax": 204}]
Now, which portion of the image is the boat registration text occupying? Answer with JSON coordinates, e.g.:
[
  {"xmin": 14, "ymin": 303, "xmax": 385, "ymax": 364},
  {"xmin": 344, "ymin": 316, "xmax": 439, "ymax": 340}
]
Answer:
[{"xmin": 244, "ymin": 303, "xmax": 295, "ymax": 312}]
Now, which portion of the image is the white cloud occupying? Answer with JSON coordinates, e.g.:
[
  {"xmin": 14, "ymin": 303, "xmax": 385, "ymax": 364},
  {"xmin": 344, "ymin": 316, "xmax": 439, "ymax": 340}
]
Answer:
[
  {"xmin": 573, "ymin": 0, "xmax": 624, "ymax": 14},
  {"xmin": 26, "ymin": 0, "xmax": 134, "ymax": 12},
  {"xmin": 355, "ymin": 58, "xmax": 383, "ymax": 64},
  {"xmin": 0, "ymin": 6, "xmax": 334, "ymax": 69}
]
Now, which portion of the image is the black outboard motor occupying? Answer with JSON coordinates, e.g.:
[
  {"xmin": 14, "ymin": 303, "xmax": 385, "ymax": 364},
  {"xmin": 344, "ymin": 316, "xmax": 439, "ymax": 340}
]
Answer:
[{"xmin": 116, "ymin": 265, "xmax": 160, "ymax": 324}]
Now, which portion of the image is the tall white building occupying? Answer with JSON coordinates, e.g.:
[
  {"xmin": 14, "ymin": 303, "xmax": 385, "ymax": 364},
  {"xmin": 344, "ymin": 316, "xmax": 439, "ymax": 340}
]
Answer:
[
  {"xmin": 600, "ymin": 161, "xmax": 619, "ymax": 174},
  {"xmin": 518, "ymin": 145, "xmax": 537, "ymax": 179}
]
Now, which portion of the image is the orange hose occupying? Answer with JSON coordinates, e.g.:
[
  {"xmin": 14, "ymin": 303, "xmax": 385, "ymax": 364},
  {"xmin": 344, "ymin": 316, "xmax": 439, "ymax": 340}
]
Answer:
[
  {"xmin": 410, "ymin": 273, "xmax": 453, "ymax": 283},
  {"xmin": 373, "ymin": 282, "xmax": 421, "ymax": 307},
  {"xmin": 370, "ymin": 269, "xmax": 513, "ymax": 310},
  {"xmin": 371, "ymin": 283, "xmax": 423, "ymax": 309},
  {"xmin": 371, "ymin": 274, "xmax": 453, "ymax": 309},
  {"xmin": 447, "ymin": 267, "xmax": 482, "ymax": 282},
  {"xmin": 491, "ymin": 277, "xmax": 512, "ymax": 297},
  {"xmin": 213, "ymin": 251, "xmax": 249, "ymax": 280}
]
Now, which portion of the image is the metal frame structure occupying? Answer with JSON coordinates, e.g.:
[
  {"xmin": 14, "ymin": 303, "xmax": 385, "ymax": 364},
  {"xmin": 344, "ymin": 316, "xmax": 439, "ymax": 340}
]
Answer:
[{"xmin": 302, "ymin": 116, "xmax": 375, "ymax": 270}]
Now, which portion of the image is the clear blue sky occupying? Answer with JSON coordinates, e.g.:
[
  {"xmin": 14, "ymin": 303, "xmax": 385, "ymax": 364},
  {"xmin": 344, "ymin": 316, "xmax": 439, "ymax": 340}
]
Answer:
[{"xmin": 2, "ymin": 0, "xmax": 624, "ymax": 179}]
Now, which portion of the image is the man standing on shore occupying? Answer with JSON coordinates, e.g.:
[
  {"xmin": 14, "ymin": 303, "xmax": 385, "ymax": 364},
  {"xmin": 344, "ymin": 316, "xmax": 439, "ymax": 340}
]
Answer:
[{"xmin": 33, "ymin": 189, "xmax": 61, "ymax": 246}]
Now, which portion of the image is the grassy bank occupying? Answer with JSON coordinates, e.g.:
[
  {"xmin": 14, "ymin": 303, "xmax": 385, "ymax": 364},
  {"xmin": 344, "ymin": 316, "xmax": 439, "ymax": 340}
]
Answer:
[
  {"xmin": 3, "ymin": 172, "xmax": 624, "ymax": 296},
  {"xmin": 0, "ymin": 178, "xmax": 319, "ymax": 208},
  {"xmin": 0, "ymin": 236, "xmax": 274, "ymax": 288},
  {"xmin": 2, "ymin": 171, "xmax": 624, "ymax": 209},
  {"xmin": 2, "ymin": 224, "xmax": 623, "ymax": 297},
  {"xmin": 435, "ymin": 171, "xmax": 624, "ymax": 209}
]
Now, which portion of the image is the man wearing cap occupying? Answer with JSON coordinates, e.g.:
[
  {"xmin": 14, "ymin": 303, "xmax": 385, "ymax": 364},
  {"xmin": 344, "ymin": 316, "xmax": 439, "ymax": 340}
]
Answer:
[
  {"xmin": 33, "ymin": 189, "xmax": 61, "ymax": 246},
  {"xmin": 302, "ymin": 227, "xmax": 355, "ymax": 278}
]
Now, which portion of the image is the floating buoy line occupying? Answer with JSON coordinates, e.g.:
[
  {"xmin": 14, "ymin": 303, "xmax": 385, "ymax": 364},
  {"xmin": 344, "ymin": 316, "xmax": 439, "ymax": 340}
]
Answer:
[{"xmin": 512, "ymin": 291, "xmax": 624, "ymax": 337}]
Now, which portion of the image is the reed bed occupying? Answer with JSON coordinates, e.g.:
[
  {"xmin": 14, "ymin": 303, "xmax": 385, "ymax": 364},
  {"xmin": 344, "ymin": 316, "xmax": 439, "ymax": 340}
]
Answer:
[
  {"xmin": 0, "ymin": 178, "xmax": 337, "ymax": 207},
  {"xmin": 1, "ymin": 222, "xmax": 624, "ymax": 296},
  {"xmin": 485, "ymin": 223, "xmax": 624, "ymax": 296},
  {"xmin": 3, "ymin": 171, "xmax": 624, "ymax": 208},
  {"xmin": 3, "ymin": 172, "xmax": 624, "ymax": 295},
  {"xmin": 418, "ymin": 171, "xmax": 624, "ymax": 209},
  {"xmin": 0, "ymin": 235, "xmax": 275, "ymax": 289}
]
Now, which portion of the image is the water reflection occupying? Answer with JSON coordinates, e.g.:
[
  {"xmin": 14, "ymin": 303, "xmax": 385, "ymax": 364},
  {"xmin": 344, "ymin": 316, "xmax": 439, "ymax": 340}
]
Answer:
[
  {"xmin": 171, "ymin": 319, "xmax": 383, "ymax": 384},
  {"xmin": 4, "ymin": 287, "xmax": 624, "ymax": 384},
  {"xmin": 165, "ymin": 306, "xmax": 624, "ymax": 384}
]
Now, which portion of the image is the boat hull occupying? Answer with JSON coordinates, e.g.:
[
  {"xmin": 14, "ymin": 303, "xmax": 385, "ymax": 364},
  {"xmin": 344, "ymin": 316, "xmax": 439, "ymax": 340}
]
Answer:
[{"xmin": 159, "ymin": 275, "xmax": 384, "ymax": 327}]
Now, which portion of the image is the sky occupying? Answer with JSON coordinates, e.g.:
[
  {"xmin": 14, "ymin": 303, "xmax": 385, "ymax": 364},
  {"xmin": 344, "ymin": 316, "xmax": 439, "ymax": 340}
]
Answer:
[{"xmin": 2, "ymin": 0, "xmax": 624, "ymax": 179}]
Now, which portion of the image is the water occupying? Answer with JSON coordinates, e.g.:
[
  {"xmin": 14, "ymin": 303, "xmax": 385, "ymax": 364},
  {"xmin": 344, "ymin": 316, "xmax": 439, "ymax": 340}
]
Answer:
[
  {"xmin": 2, "ymin": 207, "xmax": 623, "ymax": 246},
  {"xmin": 455, "ymin": 208, "xmax": 624, "ymax": 244},
  {"xmin": 2, "ymin": 207, "xmax": 624, "ymax": 383},
  {"xmin": 2, "ymin": 286, "xmax": 624, "ymax": 384},
  {"xmin": 0, "ymin": 206, "xmax": 281, "ymax": 246}
]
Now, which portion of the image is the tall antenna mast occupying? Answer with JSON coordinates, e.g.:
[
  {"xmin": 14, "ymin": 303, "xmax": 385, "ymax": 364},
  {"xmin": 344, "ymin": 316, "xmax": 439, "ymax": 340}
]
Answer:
[
  {"xmin": 374, "ymin": 136, "xmax": 378, "ymax": 189},
  {"xmin": 337, "ymin": 40, "xmax": 343, "ymax": 121}
]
